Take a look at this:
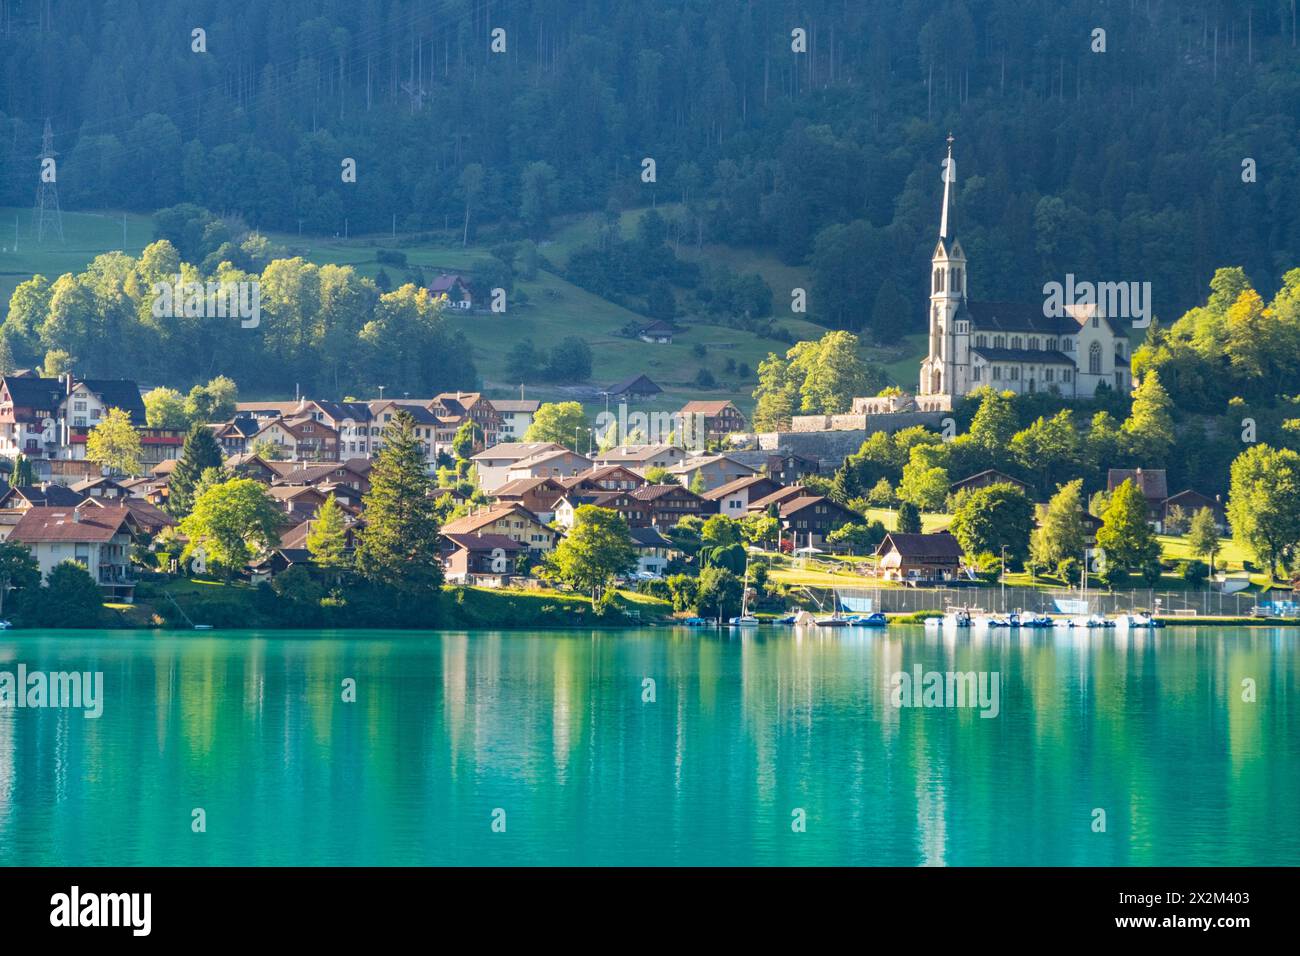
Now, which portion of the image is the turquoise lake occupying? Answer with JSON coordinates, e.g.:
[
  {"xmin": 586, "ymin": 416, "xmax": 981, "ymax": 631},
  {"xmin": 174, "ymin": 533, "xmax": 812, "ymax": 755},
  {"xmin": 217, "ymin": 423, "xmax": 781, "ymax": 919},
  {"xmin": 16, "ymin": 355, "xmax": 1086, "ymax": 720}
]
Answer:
[{"xmin": 0, "ymin": 625, "xmax": 1296, "ymax": 866}]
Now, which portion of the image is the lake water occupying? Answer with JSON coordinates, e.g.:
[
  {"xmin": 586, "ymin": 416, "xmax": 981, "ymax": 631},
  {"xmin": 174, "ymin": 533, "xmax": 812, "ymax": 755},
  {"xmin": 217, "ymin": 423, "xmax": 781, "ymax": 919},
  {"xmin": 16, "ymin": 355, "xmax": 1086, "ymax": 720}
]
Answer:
[{"xmin": 0, "ymin": 626, "xmax": 1296, "ymax": 866}]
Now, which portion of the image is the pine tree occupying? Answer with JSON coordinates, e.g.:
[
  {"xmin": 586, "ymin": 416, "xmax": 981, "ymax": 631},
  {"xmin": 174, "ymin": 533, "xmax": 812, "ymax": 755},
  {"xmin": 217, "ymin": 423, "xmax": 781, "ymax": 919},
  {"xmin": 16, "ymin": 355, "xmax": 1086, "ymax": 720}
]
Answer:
[
  {"xmin": 169, "ymin": 421, "xmax": 225, "ymax": 518},
  {"xmin": 354, "ymin": 410, "xmax": 443, "ymax": 593},
  {"xmin": 306, "ymin": 493, "xmax": 350, "ymax": 583}
]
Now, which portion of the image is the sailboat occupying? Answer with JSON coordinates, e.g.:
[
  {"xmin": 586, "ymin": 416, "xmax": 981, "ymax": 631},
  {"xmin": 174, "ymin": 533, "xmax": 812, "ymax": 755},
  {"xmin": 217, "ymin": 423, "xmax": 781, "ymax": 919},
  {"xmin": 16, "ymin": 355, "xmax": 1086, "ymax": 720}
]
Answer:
[{"xmin": 729, "ymin": 552, "xmax": 760, "ymax": 627}]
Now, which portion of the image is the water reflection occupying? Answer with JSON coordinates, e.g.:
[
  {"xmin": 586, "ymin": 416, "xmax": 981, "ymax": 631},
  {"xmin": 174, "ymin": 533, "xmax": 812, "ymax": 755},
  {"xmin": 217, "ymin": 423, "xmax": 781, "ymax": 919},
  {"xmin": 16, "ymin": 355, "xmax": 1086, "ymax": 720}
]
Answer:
[{"xmin": 0, "ymin": 626, "xmax": 1294, "ymax": 866}]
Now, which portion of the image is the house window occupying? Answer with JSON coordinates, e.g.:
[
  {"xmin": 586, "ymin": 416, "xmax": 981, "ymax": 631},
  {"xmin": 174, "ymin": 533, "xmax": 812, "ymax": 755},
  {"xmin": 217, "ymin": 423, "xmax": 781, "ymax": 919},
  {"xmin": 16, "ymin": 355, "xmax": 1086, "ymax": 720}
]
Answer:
[
  {"xmin": 1089, "ymin": 342, "xmax": 1102, "ymax": 374},
  {"xmin": 992, "ymin": 367, "xmax": 1002, "ymax": 381},
  {"xmin": 972, "ymin": 365, "xmax": 982, "ymax": 382},
  {"xmin": 1010, "ymin": 366, "xmax": 1020, "ymax": 381},
  {"xmin": 1044, "ymin": 368, "xmax": 1054, "ymax": 382},
  {"xmin": 1063, "ymin": 369, "xmax": 1073, "ymax": 382}
]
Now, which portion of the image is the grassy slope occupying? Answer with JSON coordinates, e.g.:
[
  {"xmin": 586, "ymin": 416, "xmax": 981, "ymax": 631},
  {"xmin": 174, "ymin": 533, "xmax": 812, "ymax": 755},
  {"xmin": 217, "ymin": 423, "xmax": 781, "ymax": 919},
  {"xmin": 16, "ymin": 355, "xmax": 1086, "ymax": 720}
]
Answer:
[{"xmin": 2, "ymin": 205, "xmax": 912, "ymax": 415}]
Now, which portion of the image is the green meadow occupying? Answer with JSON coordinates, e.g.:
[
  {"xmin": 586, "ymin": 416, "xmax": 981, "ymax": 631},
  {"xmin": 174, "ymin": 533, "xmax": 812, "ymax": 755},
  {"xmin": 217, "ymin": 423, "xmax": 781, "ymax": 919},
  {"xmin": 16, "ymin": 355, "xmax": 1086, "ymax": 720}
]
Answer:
[{"xmin": 0, "ymin": 205, "xmax": 925, "ymax": 413}]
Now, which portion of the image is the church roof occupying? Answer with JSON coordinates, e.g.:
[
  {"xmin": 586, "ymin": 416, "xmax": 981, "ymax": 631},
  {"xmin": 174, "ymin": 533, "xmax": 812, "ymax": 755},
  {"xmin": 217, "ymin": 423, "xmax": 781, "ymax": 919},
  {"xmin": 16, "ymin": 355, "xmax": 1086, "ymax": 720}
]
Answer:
[
  {"xmin": 966, "ymin": 301, "xmax": 1077, "ymax": 335},
  {"xmin": 971, "ymin": 347, "xmax": 1076, "ymax": 366}
]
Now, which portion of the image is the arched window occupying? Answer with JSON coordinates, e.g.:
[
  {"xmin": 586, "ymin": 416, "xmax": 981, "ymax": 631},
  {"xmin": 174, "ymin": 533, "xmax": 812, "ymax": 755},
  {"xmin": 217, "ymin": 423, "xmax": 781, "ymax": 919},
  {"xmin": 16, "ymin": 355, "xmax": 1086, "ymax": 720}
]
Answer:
[
  {"xmin": 1089, "ymin": 341, "xmax": 1102, "ymax": 374},
  {"xmin": 933, "ymin": 269, "xmax": 944, "ymax": 293},
  {"xmin": 953, "ymin": 267, "xmax": 962, "ymax": 292}
]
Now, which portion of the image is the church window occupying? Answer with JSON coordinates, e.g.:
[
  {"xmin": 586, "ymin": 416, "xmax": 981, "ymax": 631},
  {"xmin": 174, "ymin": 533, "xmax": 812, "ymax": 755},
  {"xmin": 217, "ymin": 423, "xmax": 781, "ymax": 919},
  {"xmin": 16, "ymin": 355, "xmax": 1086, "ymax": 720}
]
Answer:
[
  {"xmin": 1010, "ymin": 366, "xmax": 1020, "ymax": 381},
  {"xmin": 1011, "ymin": 336, "xmax": 1022, "ymax": 349},
  {"xmin": 933, "ymin": 269, "xmax": 944, "ymax": 293},
  {"xmin": 1115, "ymin": 342, "xmax": 1125, "ymax": 359},
  {"xmin": 994, "ymin": 335, "xmax": 1006, "ymax": 348},
  {"xmin": 1044, "ymin": 368, "xmax": 1054, "ymax": 382},
  {"xmin": 992, "ymin": 367, "xmax": 1002, "ymax": 381},
  {"xmin": 1028, "ymin": 337, "xmax": 1038, "ymax": 350},
  {"xmin": 1062, "ymin": 338, "xmax": 1073, "ymax": 351},
  {"xmin": 972, "ymin": 365, "xmax": 982, "ymax": 382},
  {"xmin": 975, "ymin": 335, "xmax": 987, "ymax": 348},
  {"xmin": 953, "ymin": 267, "xmax": 962, "ymax": 291},
  {"xmin": 1089, "ymin": 342, "xmax": 1102, "ymax": 374},
  {"xmin": 1063, "ymin": 369, "xmax": 1072, "ymax": 383},
  {"xmin": 1091, "ymin": 315, "xmax": 1099, "ymax": 327}
]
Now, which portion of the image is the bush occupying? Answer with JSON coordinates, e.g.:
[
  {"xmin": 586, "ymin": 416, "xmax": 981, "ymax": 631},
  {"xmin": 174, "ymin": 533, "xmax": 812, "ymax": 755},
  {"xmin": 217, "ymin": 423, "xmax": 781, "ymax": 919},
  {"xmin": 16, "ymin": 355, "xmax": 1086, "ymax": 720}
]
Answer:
[
  {"xmin": 1178, "ymin": 559, "xmax": 1209, "ymax": 584},
  {"xmin": 376, "ymin": 249, "xmax": 407, "ymax": 267}
]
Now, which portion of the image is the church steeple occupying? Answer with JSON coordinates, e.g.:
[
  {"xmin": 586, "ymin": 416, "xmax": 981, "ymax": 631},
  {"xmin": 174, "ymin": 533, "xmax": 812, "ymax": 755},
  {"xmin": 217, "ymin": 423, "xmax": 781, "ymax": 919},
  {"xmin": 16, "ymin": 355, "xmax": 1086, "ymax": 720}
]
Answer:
[{"xmin": 939, "ymin": 132, "xmax": 955, "ymax": 242}]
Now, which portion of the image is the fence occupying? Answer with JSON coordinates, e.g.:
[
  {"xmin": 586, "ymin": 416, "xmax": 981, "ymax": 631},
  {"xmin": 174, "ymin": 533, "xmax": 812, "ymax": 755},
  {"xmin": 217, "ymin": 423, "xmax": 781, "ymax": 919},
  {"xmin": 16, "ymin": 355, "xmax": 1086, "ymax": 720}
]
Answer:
[{"xmin": 813, "ymin": 585, "xmax": 1281, "ymax": 617}]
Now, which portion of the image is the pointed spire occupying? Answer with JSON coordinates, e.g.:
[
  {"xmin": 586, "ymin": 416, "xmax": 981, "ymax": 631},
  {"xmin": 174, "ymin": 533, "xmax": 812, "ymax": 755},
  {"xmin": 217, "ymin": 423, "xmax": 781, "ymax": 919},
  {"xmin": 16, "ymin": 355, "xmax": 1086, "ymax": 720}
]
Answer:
[{"xmin": 939, "ymin": 132, "xmax": 955, "ymax": 242}]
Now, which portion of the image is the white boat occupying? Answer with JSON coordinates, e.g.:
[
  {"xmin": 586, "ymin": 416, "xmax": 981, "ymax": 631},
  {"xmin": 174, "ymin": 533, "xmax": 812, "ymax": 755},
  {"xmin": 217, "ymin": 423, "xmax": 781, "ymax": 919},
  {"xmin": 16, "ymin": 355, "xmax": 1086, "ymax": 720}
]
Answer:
[
  {"xmin": 1070, "ymin": 614, "xmax": 1114, "ymax": 629},
  {"xmin": 1114, "ymin": 612, "xmax": 1163, "ymax": 629},
  {"xmin": 939, "ymin": 608, "xmax": 973, "ymax": 628},
  {"xmin": 728, "ymin": 615, "xmax": 760, "ymax": 627},
  {"xmin": 0, "ymin": 620, "xmax": 11, "ymax": 629}
]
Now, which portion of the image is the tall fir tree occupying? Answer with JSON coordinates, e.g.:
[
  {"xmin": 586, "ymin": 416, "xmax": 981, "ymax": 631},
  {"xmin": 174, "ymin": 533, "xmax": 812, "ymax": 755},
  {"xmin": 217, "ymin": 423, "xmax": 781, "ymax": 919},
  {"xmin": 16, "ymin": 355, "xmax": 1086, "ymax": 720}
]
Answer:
[
  {"xmin": 168, "ymin": 421, "xmax": 225, "ymax": 518},
  {"xmin": 354, "ymin": 410, "xmax": 443, "ymax": 593}
]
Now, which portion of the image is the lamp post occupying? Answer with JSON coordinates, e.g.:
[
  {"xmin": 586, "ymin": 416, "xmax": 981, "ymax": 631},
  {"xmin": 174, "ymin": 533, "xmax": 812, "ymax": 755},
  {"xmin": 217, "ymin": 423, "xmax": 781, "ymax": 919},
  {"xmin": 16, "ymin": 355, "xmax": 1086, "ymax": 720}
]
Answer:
[{"xmin": 1000, "ymin": 544, "xmax": 1007, "ymax": 611}]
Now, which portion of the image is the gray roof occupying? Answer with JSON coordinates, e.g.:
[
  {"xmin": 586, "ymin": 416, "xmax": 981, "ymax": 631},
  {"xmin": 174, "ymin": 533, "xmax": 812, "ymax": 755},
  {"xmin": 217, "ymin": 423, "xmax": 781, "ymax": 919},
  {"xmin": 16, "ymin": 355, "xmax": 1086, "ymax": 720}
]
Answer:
[{"xmin": 971, "ymin": 347, "xmax": 1076, "ymax": 366}]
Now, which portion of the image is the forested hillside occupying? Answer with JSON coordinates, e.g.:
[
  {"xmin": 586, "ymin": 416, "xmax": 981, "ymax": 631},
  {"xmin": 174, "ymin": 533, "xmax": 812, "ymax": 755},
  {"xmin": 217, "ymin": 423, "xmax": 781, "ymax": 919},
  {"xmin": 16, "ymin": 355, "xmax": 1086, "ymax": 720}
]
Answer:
[{"xmin": 1, "ymin": 0, "xmax": 1297, "ymax": 335}]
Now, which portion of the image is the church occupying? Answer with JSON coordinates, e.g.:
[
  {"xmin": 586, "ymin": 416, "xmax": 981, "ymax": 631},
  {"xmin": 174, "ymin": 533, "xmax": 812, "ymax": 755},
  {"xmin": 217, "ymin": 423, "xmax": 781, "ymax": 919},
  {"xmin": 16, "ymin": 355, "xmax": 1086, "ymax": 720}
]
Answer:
[{"xmin": 915, "ymin": 136, "xmax": 1130, "ymax": 412}]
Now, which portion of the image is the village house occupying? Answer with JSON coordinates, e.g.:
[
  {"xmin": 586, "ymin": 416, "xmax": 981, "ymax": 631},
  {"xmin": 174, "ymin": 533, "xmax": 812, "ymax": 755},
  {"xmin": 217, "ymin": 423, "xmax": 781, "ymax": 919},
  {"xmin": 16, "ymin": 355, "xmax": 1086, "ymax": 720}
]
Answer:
[
  {"xmin": 627, "ymin": 484, "xmax": 712, "ymax": 528},
  {"xmin": 558, "ymin": 465, "xmax": 646, "ymax": 494},
  {"xmin": 210, "ymin": 415, "xmax": 262, "ymax": 455},
  {"xmin": 604, "ymin": 374, "xmax": 662, "ymax": 402},
  {"xmin": 0, "ymin": 373, "xmax": 184, "ymax": 467},
  {"xmin": 747, "ymin": 485, "xmax": 810, "ymax": 514},
  {"xmin": 490, "ymin": 399, "xmax": 541, "ymax": 440},
  {"xmin": 679, "ymin": 400, "xmax": 748, "ymax": 441},
  {"xmin": 778, "ymin": 495, "xmax": 858, "ymax": 548},
  {"xmin": 366, "ymin": 401, "xmax": 442, "ymax": 466},
  {"xmin": 0, "ymin": 482, "xmax": 86, "ymax": 510},
  {"xmin": 667, "ymin": 454, "xmax": 757, "ymax": 492},
  {"xmin": 874, "ymin": 532, "xmax": 964, "ymax": 584},
  {"xmin": 8, "ymin": 503, "xmax": 142, "ymax": 601},
  {"xmin": 471, "ymin": 442, "xmax": 569, "ymax": 492},
  {"xmin": 1107, "ymin": 468, "xmax": 1168, "ymax": 516},
  {"xmin": 763, "ymin": 453, "xmax": 820, "ymax": 485},
  {"xmin": 440, "ymin": 533, "xmax": 523, "ymax": 586},
  {"xmin": 504, "ymin": 448, "xmax": 593, "ymax": 484},
  {"xmin": 553, "ymin": 491, "xmax": 644, "ymax": 530},
  {"xmin": 594, "ymin": 444, "xmax": 687, "ymax": 474},
  {"xmin": 440, "ymin": 503, "xmax": 559, "ymax": 554},
  {"xmin": 636, "ymin": 320, "xmax": 674, "ymax": 344},
  {"xmin": 629, "ymin": 527, "xmax": 673, "ymax": 578},
  {"xmin": 702, "ymin": 475, "xmax": 787, "ymax": 519},
  {"xmin": 250, "ymin": 415, "xmax": 340, "ymax": 462},
  {"xmin": 949, "ymin": 469, "xmax": 1031, "ymax": 497},
  {"xmin": 491, "ymin": 477, "xmax": 569, "ymax": 521},
  {"xmin": 266, "ymin": 485, "xmax": 330, "ymax": 520},
  {"xmin": 1159, "ymin": 489, "xmax": 1227, "ymax": 534},
  {"xmin": 429, "ymin": 274, "xmax": 474, "ymax": 310}
]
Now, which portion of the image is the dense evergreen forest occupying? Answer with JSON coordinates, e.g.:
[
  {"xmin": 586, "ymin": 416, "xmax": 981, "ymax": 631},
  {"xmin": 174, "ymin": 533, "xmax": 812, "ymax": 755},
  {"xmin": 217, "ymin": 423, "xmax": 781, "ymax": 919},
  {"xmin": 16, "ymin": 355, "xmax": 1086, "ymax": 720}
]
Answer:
[{"xmin": 0, "ymin": 0, "xmax": 1297, "ymax": 335}]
